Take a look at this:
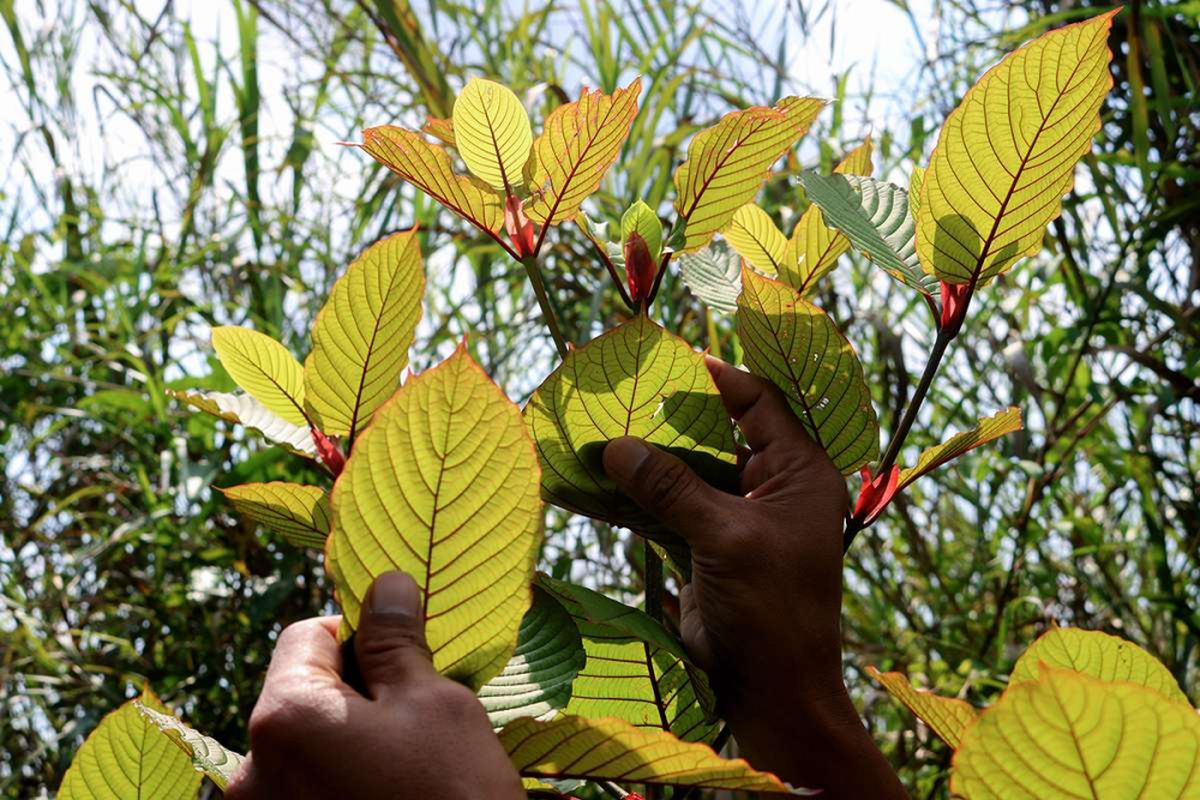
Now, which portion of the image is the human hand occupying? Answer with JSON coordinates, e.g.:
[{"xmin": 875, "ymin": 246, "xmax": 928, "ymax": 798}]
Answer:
[
  {"xmin": 602, "ymin": 357, "xmax": 905, "ymax": 797},
  {"xmin": 225, "ymin": 572, "xmax": 523, "ymax": 800}
]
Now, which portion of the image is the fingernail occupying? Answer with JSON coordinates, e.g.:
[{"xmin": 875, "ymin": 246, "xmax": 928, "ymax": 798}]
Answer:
[
  {"xmin": 368, "ymin": 571, "xmax": 420, "ymax": 619},
  {"xmin": 604, "ymin": 437, "xmax": 650, "ymax": 480}
]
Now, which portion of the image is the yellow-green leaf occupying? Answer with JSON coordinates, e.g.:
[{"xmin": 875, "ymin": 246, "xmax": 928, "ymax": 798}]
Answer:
[
  {"xmin": 897, "ymin": 407, "xmax": 1022, "ymax": 490},
  {"xmin": 422, "ymin": 115, "xmax": 455, "ymax": 148},
  {"xmin": 453, "ymin": 77, "xmax": 533, "ymax": 191},
  {"xmin": 218, "ymin": 482, "xmax": 329, "ymax": 549},
  {"xmin": 867, "ymin": 667, "xmax": 978, "ymax": 749},
  {"xmin": 326, "ymin": 344, "xmax": 542, "ymax": 690},
  {"xmin": 781, "ymin": 138, "xmax": 873, "ymax": 294},
  {"xmin": 537, "ymin": 574, "xmax": 718, "ymax": 742},
  {"xmin": 674, "ymin": 98, "xmax": 824, "ymax": 253},
  {"xmin": 524, "ymin": 314, "xmax": 737, "ymax": 538},
  {"xmin": 135, "ymin": 703, "xmax": 246, "ymax": 791},
  {"xmin": 737, "ymin": 268, "xmax": 878, "ymax": 474},
  {"xmin": 303, "ymin": 230, "xmax": 425, "ymax": 438},
  {"xmin": 525, "ymin": 79, "xmax": 642, "ymax": 225},
  {"xmin": 908, "ymin": 165, "xmax": 925, "ymax": 215},
  {"xmin": 361, "ymin": 126, "xmax": 504, "ymax": 235},
  {"xmin": 916, "ymin": 11, "xmax": 1117, "ymax": 285},
  {"xmin": 500, "ymin": 715, "xmax": 807, "ymax": 794},
  {"xmin": 211, "ymin": 326, "xmax": 307, "ymax": 427},
  {"xmin": 1010, "ymin": 628, "xmax": 1188, "ymax": 705},
  {"xmin": 723, "ymin": 204, "xmax": 786, "ymax": 276},
  {"xmin": 620, "ymin": 198, "xmax": 662, "ymax": 258},
  {"xmin": 478, "ymin": 585, "xmax": 586, "ymax": 729},
  {"xmin": 951, "ymin": 668, "xmax": 1200, "ymax": 799},
  {"xmin": 167, "ymin": 389, "xmax": 316, "ymax": 458},
  {"xmin": 678, "ymin": 241, "xmax": 742, "ymax": 314},
  {"xmin": 58, "ymin": 689, "xmax": 201, "ymax": 800}
]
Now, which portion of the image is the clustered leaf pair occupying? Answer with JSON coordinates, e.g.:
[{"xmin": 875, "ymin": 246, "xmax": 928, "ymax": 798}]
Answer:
[{"xmin": 59, "ymin": 9, "xmax": 1185, "ymax": 800}]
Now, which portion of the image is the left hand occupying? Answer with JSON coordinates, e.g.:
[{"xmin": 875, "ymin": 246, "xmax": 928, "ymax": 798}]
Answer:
[{"xmin": 225, "ymin": 571, "xmax": 524, "ymax": 800}]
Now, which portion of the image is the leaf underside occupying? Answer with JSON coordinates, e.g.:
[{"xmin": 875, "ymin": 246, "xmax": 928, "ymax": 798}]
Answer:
[
  {"xmin": 453, "ymin": 77, "xmax": 533, "ymax": 191},
  {"xmin": 168, "ymin": 389, "xmax": 317, "ymax": 457},
  {"xmin": 219, "ymin": 482, "xmax": 329, "ymax": 549},
  {"xmin": 136, "ymin": 703, "xmax": 246, "ymax": 791},
  {"xmin": 677, "ymin": 241, "xmax": 743, "ymax": 314},
  {"xmin": 867, "ymin": 667, "xmax": 978, "ymax": 749},
  {"xmin": 327, "ymin": 344, "xmax": 543, "ymax": 691},
  {"xmin": 211, "ymin": 326, "xmax": 308, "ymax": 427},
  {"xmin": 737, "ymin": 268, "xmax": 879, "ymax": 474},
  {"xmin": 898, "ymin": 406, "xmax": 1022, "ymax": 490},
  {"xmin": 524, "ymin": 315, "xmax": 737, "ymax": 540}
]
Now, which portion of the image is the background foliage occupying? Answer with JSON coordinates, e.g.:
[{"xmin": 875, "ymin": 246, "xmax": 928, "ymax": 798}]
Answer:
[{"xmin": 2, "ymin": 0, "xmax": 1196, "ymax": 796}]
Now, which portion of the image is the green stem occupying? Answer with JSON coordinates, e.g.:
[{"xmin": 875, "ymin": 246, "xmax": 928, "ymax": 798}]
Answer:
[
  {"xmin": 521, "ymin": 255, "xmax": 569, "ymax": 359},
  {"xmin": 644, "ymin": 540, "xmax": 663, "ymax": 624}
]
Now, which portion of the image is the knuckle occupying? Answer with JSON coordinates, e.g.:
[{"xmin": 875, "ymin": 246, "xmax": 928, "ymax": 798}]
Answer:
[
  {"xmin": 247, "ymin": 695, "xmax": 305, "ymax": 750},
  {"xmin": 643, "ymin": 457, "xmax": 697, "ymax": 514},
  {"xmin": 416, "ymin": 680, "xmax": 485, "ymax": 722},
  {"xmin": 357, "ymin": 625, "xmax": 430, "ymax": 663}
]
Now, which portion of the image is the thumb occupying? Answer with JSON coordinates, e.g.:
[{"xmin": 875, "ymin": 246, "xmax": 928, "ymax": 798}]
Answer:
[
  {"xmin": 602, "ymin": 437, "xmax": 725, "ymax": 546},
  {"xmin": 352, "ymin": 571, "xmax": 438, "ymax": 701}
]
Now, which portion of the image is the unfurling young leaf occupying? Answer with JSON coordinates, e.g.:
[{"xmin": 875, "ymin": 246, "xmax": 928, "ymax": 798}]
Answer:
[
  {"xmin": 326, "ymin": 343, "xmax": 542, "ymax": 691},
  {"xmin": 218, "ymin": 482, "xmax": 329, "ymax": 549},
  {"xmin": 210, "ymin": 326, "xmax": 308, "ymax": 427},
  {"xmin": 453, "ymin": 77, "xmax": 533, "ymax": 192},
  {"xmin": 867, "ymin": 667, "xmax": 978, "ymax": 748},
  {"xmin": 916, "ymin": 10, "xmax": 1117, "ymax": 286},
  {"xmin": 674, "ymin": 97, "xmax": 824, "ymax": 253},
  {"xmin": 167, "ymin": 388, "xmax": 317, "ymax": 457},
  {"xmin": 525, "ymin": 79, "xmax": 642, "ymax": 225},
  {"xmin": 499, "ymin": 715, "xmax": 809, "ymax": 794},
  {"xmin": 58, "ymin": 688, "xmax": 201, "ymax": 800},
  {"xmin": 303, "ymin": 230, "xmax": 425, "ymax": 439},
  {"xmin": 136, "ymin": 703, "xmax": 246, "ymax": 791},
  {"xmin": 620, "ymin": 199, "xmax": 663, "ymax": 259},
  {"xmin": 677, "ymin": 241, "xmax": 743, "ymax": 314},
  {"xmin": 737, "ymin": 268, "xmax": 878, "ymax": 475},
  {"xmin": 722, "ymin": 204, "xmax": 786, "ymax": 276},
  {"xmin": 524, "ymin": 314, "xmax": 737, "ymax": 539}
]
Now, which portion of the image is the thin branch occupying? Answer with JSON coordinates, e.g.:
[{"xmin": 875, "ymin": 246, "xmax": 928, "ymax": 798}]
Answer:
[{"xmin": 520, "ymin": 255, "xmax": 570, "ymax": 358}]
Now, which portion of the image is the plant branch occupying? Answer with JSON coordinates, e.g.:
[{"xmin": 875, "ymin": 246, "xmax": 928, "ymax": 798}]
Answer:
[
  {"xmin": 644, "ymin": 540, "xmax": 663, "ymax": 624},
  {"xmin": 575, "ymin": 219, "xmax": 635, "ymax": 310},
  {"xmin": 876, "ymin": 327, "xmax": 953, "ymax": 477},
  {"xmin": 521, "ymin": 255, "xmax": 570, "ymax": 359}
]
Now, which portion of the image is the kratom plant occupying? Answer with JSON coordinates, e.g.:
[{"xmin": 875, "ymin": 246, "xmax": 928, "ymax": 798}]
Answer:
[{"xmin": 58, "ymin": 10, "xmax": 1191, "ymax": 799}]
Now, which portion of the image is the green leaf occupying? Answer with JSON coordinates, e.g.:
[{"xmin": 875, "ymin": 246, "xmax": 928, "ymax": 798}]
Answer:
[
  {"xmin": 678, "ymin": 241, "xmax": 742, "ymax": 314},
  {"xmin": 951, "ymin": 668, "xmax": 1200, "ymax": 799},
  {"xmin": 361, "ymin": 126, "xmax": 504, "ymax": 235},
  {"xmin": 453, "ymin": 77, "xmax": 533, "ymax": 191},
  {"xmin": 620, "ymin": 199, "xmax": 663, "ymax": 258},
  {"xmin": 326, "ymin": 344, "xmax": 543, "ymax": 690},
  {"xmin": 524, "ymin": 314, "xmax": 737, "ymax": 538},
  {"xmin": 210, "ymin": 326, "xmax": 307, "ymax": 427},
  {"xmin": 218, "ymin": 482, "xmax": 329, "ymax": 549},
  {"xmin": 167, "ymin": 389, "xmax": 317, "ymax": 457},
  {"xmin": 58, "ymin": 689, "xmax": 201, "ymax": 800},
  {"xmin": 797, "ymin": 172, "xmax": 939, "ymax": 295},
  {"xmin": 135, "ymin": 703, "xmax": 246, "ymax": 791},
  {"xmin": 737, "ymin": 268, "xmax": 878, "ymax": 474},
  {"xmin": 478, "ymin": 585, "xmax": 586, "ymax": 729},
  {"xmin": 916, "ymin": 10, "xmax": 1117, "ymax": 285},
  {"xmin": 422, "ymin": 115, "xmax": 456, "ymax": 148},
  {"xmin": 525, "ymin": 79, "xmax": 642, "ymax": 225},
  {"xmin": 1009, "ymin": 628, "xmax": 1188, "ymax": 704},
  {"xmin": 867, "ymin": 667, "xmax": 978, "ymax": 749},
  {"xmin": 303, "ymin": 230, "xmax": 425, "ymax": 438},
  {"xmin": 897, "ymin": 407, "xmax": 1022, "ymax": 490},
  {"xmin": 500, "ymin": 715, "xmax": 806, "ymax": 794},
  {"xmin": 782, "ymin": 138, "xmax": 873, "ymax": 294},
  {"xmin": 722, "ymin": 204, "xmax": 785, "ymax": 276},
  {"xmin": 674, "ymin": 98, "xmax": 824, "ymax": 253}
]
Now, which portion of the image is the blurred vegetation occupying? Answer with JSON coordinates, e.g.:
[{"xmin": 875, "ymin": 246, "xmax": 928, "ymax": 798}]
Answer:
[{"xmin": 1, "ymin": 0, "xmax": 1196, "ymax": 797}]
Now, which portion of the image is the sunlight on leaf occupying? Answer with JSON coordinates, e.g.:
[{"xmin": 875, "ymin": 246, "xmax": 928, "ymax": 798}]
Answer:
[
  {"xmin": 867, "ymin": 667, "xmax": 978, "ymax": 748},
  {"xmin": 897, "ymin": 407, "xmax": 1022, "ymax": 490},
  {"xmin": 422, "ymin": 115, "xmax": 455, "ymax": 148},
  {"xmin": 678, "ymin": 241, "xmax": 742, "ymax": 314},
  {"xmin": 167, "ymin": 389, "xmax": 317, "ymax": 457},
  {"xmin": 136, "ymin": 703, "xmax": 246, "ymax": 791},
  {"xmin": 453, "ymin": 77, "xmax": 533, "ymax": 191},
  {"xmin": 723, "ymin": 204, "xmax": 785, "ymax": 276},
  {"xmin": 303, "ymin": 230, "xmax": 424, "ymax": 438},
  {"xmin": 218, "ymin": 482, "xmax": 329, "ymax": 550},
  {"xmin": 620, "ymin": 198, "xmax": 663, "ymax": 257},
  {"xmin": 326, "ymin": 344, "xmax": 542, "ymax": 690},
  {"xmin": 737, "ymin": 268, "xmax": 878, "ymax": 474},
  {"xmin": 916, "ymin": 11, "xmax": 1117, "ymax": 285},
  {"xmin": 211, "ymin": 326, "xmax": 307, "ymax": 426}
]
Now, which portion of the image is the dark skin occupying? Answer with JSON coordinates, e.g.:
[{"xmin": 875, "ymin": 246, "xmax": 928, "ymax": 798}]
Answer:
[{"xmin": 227, "ymin": 357, "xmax": 907, "ymax": 798}]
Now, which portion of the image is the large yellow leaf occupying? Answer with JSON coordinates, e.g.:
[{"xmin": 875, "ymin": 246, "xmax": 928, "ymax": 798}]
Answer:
[
  {"xmin": 219, "ymin": 482, "xmax": 329, "ymax": 549},
  {"xmin": 674, "ymin": 98, "xmax": 824, "ymax": 253},
  {"xmin": 167, "ymin": 389, "xmax": 317, "ymax": 457},
  {"xmin": 499, "ymin": 715, "xmax": 808, "ymax": 794},
  {"xmin": 326, "ymin": 344, "xmax": 542, "ymax": 690},
  {"xmin": 210, "ymin": 326, "xmax": 307, "ymax": 427},
  {"xmin": 916, "ymin": 11, "xmax": 1117, "ymax": 285},
  {"xmin": 897, "ymin": 407, "xmax": 1022, "ymax": 490},
  {"xmin": 1010, "ymin": 628, "xmax": 1189, "ymax": 704},
  {"xmin": 361, "ymin": 126, "xmax": 504, "ymax": 235},
  {"xmin": 525, "ymin": 79, "xmax": 642, "ymax": 225},
  {"xmin": 303, "ymin": 231, "xmax": 425, "ymax": 438},
  {"xmin": 951, "ymin": 667, "xmax": 1200, "ymax": 799},
  {"xmin": 722, "ymin": 204, "xmax": 786, "ymax": 276},
  {"xmin": 524, "ymin": 314, "xmax": 737, "ymax": 538},
  {"xmin": 737, "ymin": 268, "xmax": 878, "ymax": 474},
  {"xmin": 781, "ymin": 138, "xmax": 873, "ymax": 294},
  {"xmin": 58, "ymin": 689, "xmax": 201, "ymax": 800},
  {"xmin": 867, "ymin": 667, "xmax": 978, "ymax": 749},
  {"xmin": 453, "ymin": 77, "xmax": 533, "ymax": 191},
  {"xmin": 136, "ymin": 703, "xmax": 246, "ymax": 791}
]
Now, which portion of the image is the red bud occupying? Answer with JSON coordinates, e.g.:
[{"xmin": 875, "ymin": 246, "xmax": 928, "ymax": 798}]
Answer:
[
  {"xmin": 312, "ymin": 428, "xmax": 346, "ymax": 477},
  {"xmin": 504, "ymin": 193, "xmax": 536, "ymax": 259},
  {"xmin": 624, "ymin": 231, "xmax": 655, "ymax": 307},
  {"xmin": 852, "ymin": 464, "xmax": 900, "ymax": 526},
  {"xmin": 939, "ymin": 280, "xmax": 971, "ymax": 334}
]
